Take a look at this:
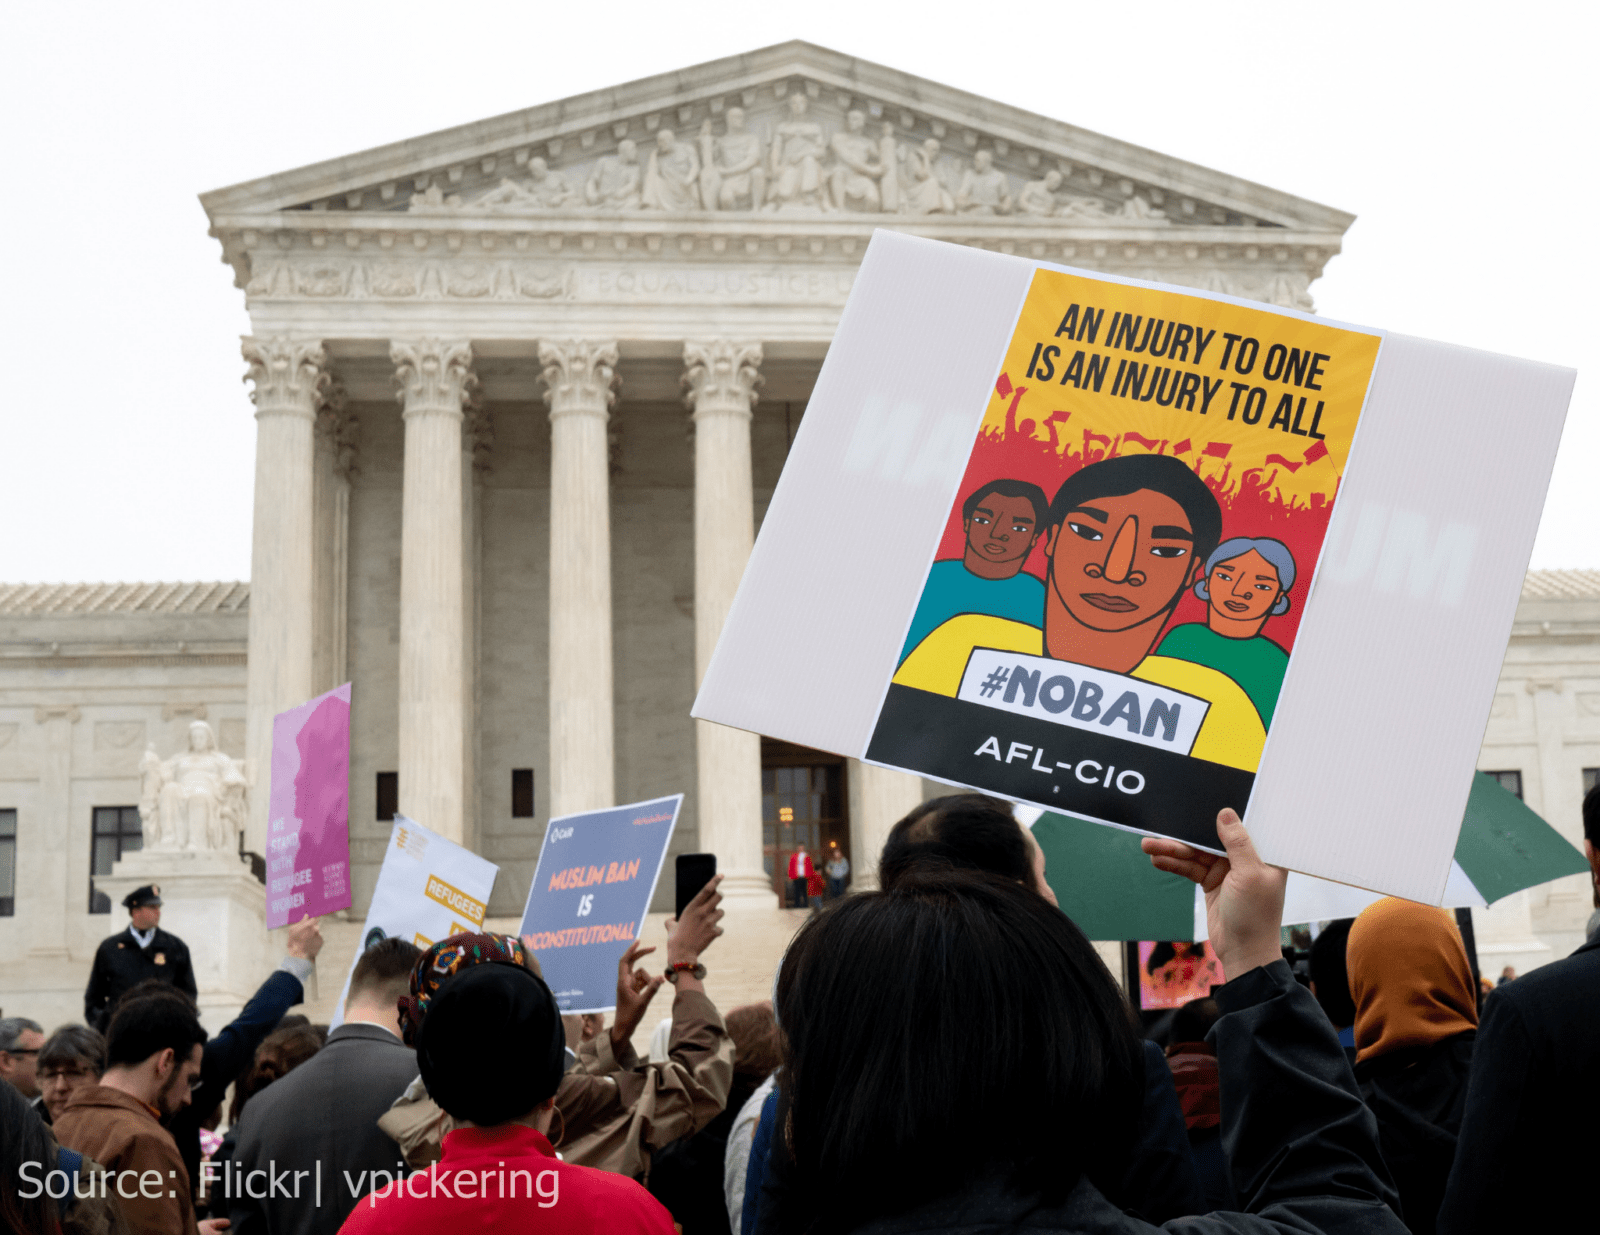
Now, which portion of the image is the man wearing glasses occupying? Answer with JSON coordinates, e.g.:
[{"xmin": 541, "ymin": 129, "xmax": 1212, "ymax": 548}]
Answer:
[
  {"xmin": 54, "ymin": 994, "xmax": 228, "ymax": 1234},
  {"xmin": 0, "ymin": 1015, "xmax": 46, "ymax": 1116}
]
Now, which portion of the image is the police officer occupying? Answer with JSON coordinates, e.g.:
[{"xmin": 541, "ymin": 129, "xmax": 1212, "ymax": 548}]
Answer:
[{"xmin": 83, "ymin": 885, "xmax": 197, "ymax": 1032}]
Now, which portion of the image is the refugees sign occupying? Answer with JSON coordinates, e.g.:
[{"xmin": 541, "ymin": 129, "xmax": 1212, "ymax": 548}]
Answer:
[
  {"xmin": 693, "ymin": 231, "xmax": 1576, "ymax": 903},
  {"xmin": 519, "ymin": 795, "xmax": 681, "ymax": 1014},
  {"xmin": 265, "ymin": 683, "xmax": 353, "ymax": 929},
  {"xmin": 329, "ymin": 814, "xmax": 499, "ymax": 1027}
]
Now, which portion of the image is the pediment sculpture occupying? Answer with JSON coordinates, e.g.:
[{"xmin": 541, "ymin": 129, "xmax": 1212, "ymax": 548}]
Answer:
[
  {"xmin": 392, "ymin": 92, "xmax": 1173, "ymax": 224},
  {"xmin": 137, "ymin": 721, "xmax": 248, "ymax": 852}
]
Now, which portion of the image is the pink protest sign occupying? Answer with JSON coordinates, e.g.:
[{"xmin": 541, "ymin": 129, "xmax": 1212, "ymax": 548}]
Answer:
[{"xmin": 266, "ymin": 683, "xmax": 353, "ymax": 928}]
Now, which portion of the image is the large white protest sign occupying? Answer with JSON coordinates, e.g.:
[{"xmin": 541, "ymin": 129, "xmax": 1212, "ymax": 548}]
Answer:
[
  {"xmin": 693, "ymin": 230, "xmax": 1575, "ymax": 904},
  {"xmin": 329, "ymin": 814, "xmax": 499, "ymax": 1028}
]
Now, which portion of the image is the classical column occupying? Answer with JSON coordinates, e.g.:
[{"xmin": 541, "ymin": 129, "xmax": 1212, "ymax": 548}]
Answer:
[
  {"xmin": 242, "ymin": 337, "xmax": 326, "ymax": 855},
  {"xmin": 393, "ymin": 339, "xmax": 477, "ymax": 842},
  {"xmin": 312, "ymin": 382, "xmax": 357, "ymax": 692},
  {"xmin": 684, "ymin": 340, "xmax": 770, "ymax": 903},
  {"xmin": 848, "ymin": 760, "xmax": 926, "ymax": 892},
  {"xmin": 540, "ymin": 340, "xmax": 619, "ymax": 817},
  {"xmin": 27, "ymin": 705, "xmax": 79, "ymax": 960}
]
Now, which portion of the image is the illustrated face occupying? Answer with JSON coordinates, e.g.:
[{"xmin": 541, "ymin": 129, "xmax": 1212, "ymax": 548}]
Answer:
[
  {"xmin": 975, "ymin": 151, "xmax": 993, "ymax": 172},
  {"xmin": 1207, "ymin": 549, "xmax": 1284, "ymax": 623},
  {"xmin": 1045, "ymin": 487, "xmax": 1196, "ymax": 632},
  {"xmin": 965, "ymin": 493, "xmax": 1040, "ymax": 567}
]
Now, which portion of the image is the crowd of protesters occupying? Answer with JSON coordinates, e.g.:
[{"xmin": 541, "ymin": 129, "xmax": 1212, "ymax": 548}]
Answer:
[{"xmin": 3, "ymin": 787, "xmax": 1599, "ymax": 1235}]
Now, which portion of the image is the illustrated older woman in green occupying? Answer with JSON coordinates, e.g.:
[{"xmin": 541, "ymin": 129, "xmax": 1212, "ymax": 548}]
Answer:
[{"xmin": 1156, "ymin": 536, "xmax": 1296, "ymax": 728}]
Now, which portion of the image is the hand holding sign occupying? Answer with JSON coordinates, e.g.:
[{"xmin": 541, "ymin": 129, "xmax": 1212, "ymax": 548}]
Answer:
[
  {"xmin": 285, "ymin": 916, "xmax": 324, "ymax": 961},
  {"xmin": 1142, "ymin": 808, "xmax": 1286, "ymax": 983},
  {"xmin": 611, "ymin": 942, "xmax": 665, "ymax": 1047}
]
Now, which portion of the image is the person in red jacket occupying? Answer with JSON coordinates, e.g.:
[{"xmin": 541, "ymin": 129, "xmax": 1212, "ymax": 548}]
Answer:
[
  {"xmin": 786, "ymin": 844, "xmax": 813, "ymax": 910},
  {"xmin": 338, "ymin": 959, "xmax": 672, "ymax": 1234}
]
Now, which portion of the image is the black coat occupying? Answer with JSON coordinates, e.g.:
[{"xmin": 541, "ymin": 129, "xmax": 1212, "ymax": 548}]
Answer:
[
  {"xmin": 1352, "ymin": 1030, "xmax": 1473, "ymax": 1235},
  {"xmin": 228, "ymin": 1022, "xmax": 419, "ymax": 1235},
  {"xmin": 1437, "ymin": 933, "xmax": 1600, "ymax": 1235},
  {"xmin": 84, "ymin": 925, "xmax": 197, "ymax": 1031},
  {"xmin": 814, "ymin": 963, "xmax": 1405, "ymax": 1235}
]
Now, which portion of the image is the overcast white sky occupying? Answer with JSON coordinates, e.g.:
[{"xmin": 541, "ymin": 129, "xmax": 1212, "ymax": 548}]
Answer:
[{"xmin": 1, "ymin": 0, "xmax": 1591, "ymax": 582}]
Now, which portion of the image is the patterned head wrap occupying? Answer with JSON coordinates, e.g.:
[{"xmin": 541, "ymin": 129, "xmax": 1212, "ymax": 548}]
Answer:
[{"xmin": 398, "ymin": 932, "xmax": 532, "ymax": 1047}]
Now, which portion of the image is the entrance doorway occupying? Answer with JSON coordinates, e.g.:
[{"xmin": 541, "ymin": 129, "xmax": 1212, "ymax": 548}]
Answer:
[{"xmin": 760, "ymin": 739, "xmax": 850, "ymax": 906}]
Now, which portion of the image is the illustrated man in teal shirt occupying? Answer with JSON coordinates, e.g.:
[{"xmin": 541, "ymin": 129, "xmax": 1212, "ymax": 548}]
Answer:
[{"xmin": 899, "ymin": 478, "xmax": 1049, "ymax": 661}]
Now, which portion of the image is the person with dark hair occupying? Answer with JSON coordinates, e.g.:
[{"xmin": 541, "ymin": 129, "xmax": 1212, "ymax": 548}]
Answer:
[
  {"xmin": 878, "ymin": 793, "xmax": 1041, "ymax": 894},
  {"xmin": 1, "ymin": 1078, "xmax": 69, "ymax": 1235},
  {"xmin": 226, "ymin": 1023, "xmax": 323, "ymax": 1124},
  {"xmin": 54, "ymin": 993, "xmax": 219, "ymax": 1234},
  {"xmin": 228, "ymin": 935, "xmax": 422, "ymax": 1235},
  {"xmin": 84, "ymin": 885, "xmax": 197, "ymax": 1033},
  {"xmin": 338, "ymin": 957, "xmax": 673, "ymax": 1233},
  {"xmin": 649, "ymin": 1000, "xmax": 781, "ymax": 1234},
  {"xmin": 1437, "ymin": 784, "xmax": 1600, "ymax": 1233},
  {"xmin": 1165, "ymin": 996, "xmax": 1230, "ymax": 1211},
  {"xmin": 894, "ymin": 454, "xmax": 1265, "ymax": 773},
  {"xmin": 38, "ymin": 1025, "xmax": 107, "ymax": 1124},
  {"xmin": 772, "ymin": 809, "xmax": 1404, "ymax": 1234},
  {"xmin": 898, "ymin": 477, "xmax": 1050, "ymax": 659},
  {"xmin": 0, "ymin": 1015, "xmax": 46, "ymax": 1113},
  {"xmin": 1308, "ymin": 918, "xmax": 1358, "ymax": 1059},
  {"xmin": 1346, "ymin": 898, "xmax": 1478, "ymax": 1235}
]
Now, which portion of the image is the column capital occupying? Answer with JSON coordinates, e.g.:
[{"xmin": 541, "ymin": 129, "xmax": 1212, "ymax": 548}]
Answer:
[
  {"xmin": 392, "ymin": 338, "xmax": 477, "ymax": 420},
  {"xmin": 540, "ymin": 339, "xmax": 620, "ymax": 422},
  {"xmin": 683, "ymin": 340, "xmax": 763, "ymax": 421},
  {"xmin": 242, "ymin": 336, "xmax": 328, "ymax": 421}
]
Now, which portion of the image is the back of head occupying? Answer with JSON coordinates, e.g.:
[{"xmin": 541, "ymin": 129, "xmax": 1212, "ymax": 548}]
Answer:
[
  {"xmin": 39, "ymin": 1025, "xmax": 106, "ymax": 1077},
  {"xmin": 1584, "ymin": 781, "xmax": 1600, "ymax": 849},
  {"xmin": 416, "ymin": 963, "xmax": 566, "ymax": 1126},
  {"xmin": 879, "ymin": 794, "xmax": 1031, "ymax": 890},
  {"xmin": 230, "ymin": 1024, "xmax": 324, "ymax": 1122},
  {"xmin": 0, "ymin": 1078, "xmax": 57, "ymax": 1235},
  {"xmin": 1308, "ymin": 919, "xmax": 1356, "ymax": 1030},
  {"xmin": 1168, "ymin": 997, "xmax": 1220, "ymax": 1047},
  {"xmin": 1347, "ymin": 899, "xmax": 1476, "ymax": 1063},
  {"xmin": 106, "ymin": 995, "xmax": 206, "ymax": 1070},
  {"xmin": 775, "ymin": 868, "xmax": 1140, "ymax": 1229},
  {"xmin": 347, "ymin": 937, "xmax": 423, "ymax": 1018}
]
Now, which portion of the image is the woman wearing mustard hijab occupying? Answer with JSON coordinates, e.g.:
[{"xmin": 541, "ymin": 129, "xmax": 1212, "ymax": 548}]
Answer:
[{"xmin": 1347, "ymin": 898, "xmax": 1479, "ymax": 1235}]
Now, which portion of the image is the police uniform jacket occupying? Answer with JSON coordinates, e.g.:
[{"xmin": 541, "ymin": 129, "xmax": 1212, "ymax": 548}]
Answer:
[{"xmin": 83, "ymin": 926, "xmax": 197, "ymax": 1031}]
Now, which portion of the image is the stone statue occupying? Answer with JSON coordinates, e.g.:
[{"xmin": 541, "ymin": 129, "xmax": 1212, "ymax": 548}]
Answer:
[
  {"xmin": 137, "ymin": 721, "xmax": 248, "ymax": 853},
  {"xmin": 1017, "ymin": 169, "xmax": 1064, "ymax": 217},
  {"xmin": 585, "ymin": 139, "xmax": 643, "ymax": 209},
  {"xmin": 1118, "ymin": 193, "xmax": 1168, "ymax": 221},
  {"xmin": 767, "ymin": 93, "xmax": 828, "ymax": 211},
  {"xmin": 828, "ymin": 111, "xmax": 897, "ymax": 212},
  {"xmin": 641, "ymin": 129, "xmax": 701, "ymax": 211},
  {"xmin": 1056, "ymin": 193, "xmax": 1112, "ymax": 219},
  {"xmin": 956, "ymin": 150, "xmax": 1013, "ymax": 215},
  {"xmin": 472, "ymin": 157, "xmax": 574, "ymax": 211},
  {"xmin": 901, "ymin": 139, "xmax": 954, "ymax": 215},
  {"xmin": 698, "ymin": 109, "xmax": 766, "ymax": 211}
]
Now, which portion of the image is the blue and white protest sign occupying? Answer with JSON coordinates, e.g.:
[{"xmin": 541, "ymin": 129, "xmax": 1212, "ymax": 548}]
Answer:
[{"xmin": 519, "ymin": 794, "xmax": 681, "ymax": 1013}]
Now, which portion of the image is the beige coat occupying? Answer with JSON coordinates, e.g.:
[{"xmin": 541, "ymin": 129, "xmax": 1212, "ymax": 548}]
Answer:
[{"xmin": 379, "ymin": 987, "xmax": 732, "ymax": 1181}]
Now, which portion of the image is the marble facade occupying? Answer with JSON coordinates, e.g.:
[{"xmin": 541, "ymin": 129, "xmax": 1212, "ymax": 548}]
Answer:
[{"xmin": 0, "ymin": 44, "xmax": 1594, "ymax": 1026}]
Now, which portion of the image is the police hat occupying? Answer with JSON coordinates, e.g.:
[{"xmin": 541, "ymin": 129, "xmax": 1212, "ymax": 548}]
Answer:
[{"xmin": 122, "ymin": 884, "xmax": 162, "ymax": 910}]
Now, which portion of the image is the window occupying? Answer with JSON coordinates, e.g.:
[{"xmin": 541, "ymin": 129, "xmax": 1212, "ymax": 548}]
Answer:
[
  {"xmin": 376, "ymin": 772, "xmax": 398, "ymax": 822},
  {"xmin": 0, "ymin": 809, "xmax": 15, "ymax": 917},
  {"xmin": 512, "ymin": 769, "xmax": 535, "ymax": 818},
  {"xmin": 1484, "ymin": 770, "xmax": 1523, "ymax": 800},
  {"xmin": 90, "ymin": 807, "xmax": 143, "ymax": 913},
  {"xmin": 1584, "ymin": 768, "xmax": 1599, "ymax": 796}
]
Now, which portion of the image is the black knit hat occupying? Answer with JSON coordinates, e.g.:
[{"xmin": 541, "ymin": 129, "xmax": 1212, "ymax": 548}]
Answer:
[{"xmin": 416, "ymin": 962, "xmax": 567, "ymax": 1126}]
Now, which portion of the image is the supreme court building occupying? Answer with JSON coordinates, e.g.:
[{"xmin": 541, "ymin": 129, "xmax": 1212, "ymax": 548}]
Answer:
[{"xmin": 2, "ymin": 43, "xmax": 1594, "ymax": 1022}]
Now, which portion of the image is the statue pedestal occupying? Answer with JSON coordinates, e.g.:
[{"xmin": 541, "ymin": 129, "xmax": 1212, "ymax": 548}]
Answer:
[{"xmin": 99, "ymin": 849, "xmax": 269, "ymax": 1034}]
